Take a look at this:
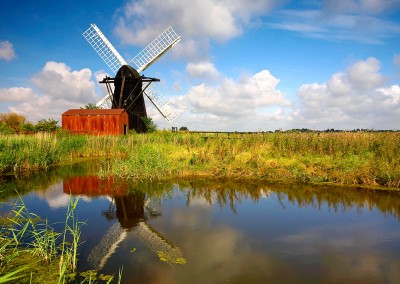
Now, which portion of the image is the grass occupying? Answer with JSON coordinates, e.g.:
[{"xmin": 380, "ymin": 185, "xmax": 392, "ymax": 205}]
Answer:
[
  {"xmin": 1, "ymin": 131, "xmax": 400, "ymax": 189},
  {"xmin": 0, "ymin": 194, "xmax": 80, "ymax": 283},
  {"xmin": 0, "ymin": 194, "xmax": 121, "ymax": 283}
]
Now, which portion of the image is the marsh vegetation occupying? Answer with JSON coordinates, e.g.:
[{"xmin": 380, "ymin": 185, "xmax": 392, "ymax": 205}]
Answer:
[{"xmin": 0, "ymin": 131, "xmax": 399, "ymax": 189}]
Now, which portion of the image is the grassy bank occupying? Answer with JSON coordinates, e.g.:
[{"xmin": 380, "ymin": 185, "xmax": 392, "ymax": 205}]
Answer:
[{"xmin": 1, "ymin": 131, "xmax": 399, "ymax": 189}]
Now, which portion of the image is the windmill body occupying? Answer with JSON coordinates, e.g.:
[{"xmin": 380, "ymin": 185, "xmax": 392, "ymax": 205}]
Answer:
[{"xmin": 83, "ymin": 24, "xmax": 181, "ymax": 133}]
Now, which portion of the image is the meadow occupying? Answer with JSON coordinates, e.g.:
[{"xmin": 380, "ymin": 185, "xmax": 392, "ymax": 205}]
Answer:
[{"xmin": 0, "ymin": 130, "xmax": 399, "ymax": 189}]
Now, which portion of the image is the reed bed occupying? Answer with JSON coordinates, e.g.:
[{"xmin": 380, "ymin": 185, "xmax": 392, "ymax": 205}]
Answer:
[
  {"xmin": 0, "ymin": 196, "xmax": 80, "ymax": 283},
  {"xmin": 0, "ymin": 196, "xmax": 121, "ymax": 283},
  {"xmin": 1, "ymin": 131, "xmax": 399, "ymax": 189}
]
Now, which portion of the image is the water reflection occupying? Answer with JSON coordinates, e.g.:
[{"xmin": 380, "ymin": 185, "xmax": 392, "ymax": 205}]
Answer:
[
  {"xmin": 2, "ymin": 163, "xmax": 400, "ymax": 221},
  {"xmin": 1, "ymin": 162, "xmax": 400, "ymax": 283},
  {"xmin": 63, "ymin": 175, "xmax": 183, "ymax": 269}
]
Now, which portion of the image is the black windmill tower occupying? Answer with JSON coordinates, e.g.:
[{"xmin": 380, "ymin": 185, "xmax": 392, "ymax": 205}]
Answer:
[{"xmin": 83, "ymin": 24, "xmax": 181, "ymax": 133}]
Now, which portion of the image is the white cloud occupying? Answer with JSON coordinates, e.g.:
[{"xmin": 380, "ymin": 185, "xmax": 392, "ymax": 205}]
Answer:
[
  {"xmin": 6, "ymin": 62, "xmax": 100, "ymax": 122},
  {"xmin": 187, "ymin": 70, "xmax": 289, "ymax": 117},
  {"xmin": 293, "ymin": 57, "xmax": 400, "ymax": 129},
  {"xmin": 267, "ymin": 4, "xmax": 400, "ymax": 44},
  {"xmin": 31, "ymin": 61, "xmax": 97, "ymax": 102},
  {"xmin": 165, "ymin": 58, "xmax": 400, "ymax": 131},
  {"xmin": 0, "ymin": 87, "xmax": 36, "ymax": 102},
  {"xmin": 322, "ymin": 0, "xmax": 400, "ymax": 15},
  {"xmin": 186, "ymin": 61, "xmax": 220, "ymax": 79},
  {"xmin": 157, "ymin": 69, "xmax": 292, "ymax": 131},
  {"xmin": 115, "ymin": 0, "xmax": 280, "ymax": 60},
  {"xmin": 94, "ymin": 70, "xmax": 111, "ymax": 98},
  {"xmin": 346, "ymin": 57, "xmax": 385, "ymax": 89},
  {"xmin": 0, "ymin": 40, "xmax": 16, "ymax": 61}
]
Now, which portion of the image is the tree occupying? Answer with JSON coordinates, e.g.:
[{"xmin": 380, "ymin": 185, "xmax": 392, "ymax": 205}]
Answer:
[
  {"xmin": 0, "ymin": 122, "xmax": 15, "ymax": 134},
  {"xmin": 36, "ymin": 119, "xmax": 59, "ymax": 132},
  {"xmin": 141, "ymin": 117, "xmax": 158, "ymax": 133},
  {"xmin": 82, "ymin": 103, "xmax": 100, "ymax": 109},
  {"xmin": 21, "ymin": 122, "xmax": 36, "ymax": 132},
  {"xmin": 0, "ymin": 113, "xmax": 26, "ymax": 132},
  {"xmin": 179, "ymin": 126, "xmax": 188, "ymax": 131}
]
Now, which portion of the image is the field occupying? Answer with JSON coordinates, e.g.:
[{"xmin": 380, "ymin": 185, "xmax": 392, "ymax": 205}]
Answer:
[{"xmin": 0, "ymin": 131, "xmax": 399, "ymax": 189}]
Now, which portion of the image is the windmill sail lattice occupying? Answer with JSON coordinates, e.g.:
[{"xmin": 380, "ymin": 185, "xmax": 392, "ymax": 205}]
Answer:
[
  {"xmin": 145, "ymin": 84, "xmax": 179, "ymax": 123},
  {"xmin": 131, "ymin": 26, "xmax": 181, "ymax": 73},
  {"xmin": 83, "ymin": 24, "xmax": 127, "ymax": 74},
  {"xmin": 83, "ymin": 23, "xmax": 181, "ymax": 124}
]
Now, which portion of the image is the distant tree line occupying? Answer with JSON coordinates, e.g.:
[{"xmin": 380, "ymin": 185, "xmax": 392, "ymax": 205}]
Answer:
[
  {"xmin": 0, "ymin": 113, "xmax": 59, "ymax": 134},
  {"xmin": 277, "ymin": 128, "xmax": 399, "ymax": 133}
]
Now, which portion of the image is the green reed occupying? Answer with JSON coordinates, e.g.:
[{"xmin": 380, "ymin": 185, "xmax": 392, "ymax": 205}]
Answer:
[
  {"xmin": 0, "ymin": 195, "xmax": 81, "ymax": 283},
  {"xmin": 0, "ymin": 194, "xmax": 122, "ymax": 283},
  {"xmin": 1, "ymin": 131, "xmax": 399, "ymax": 188}
]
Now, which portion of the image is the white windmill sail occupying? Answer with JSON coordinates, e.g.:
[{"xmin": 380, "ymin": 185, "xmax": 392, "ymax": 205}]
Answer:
[
  {"xmin": 83, "ymin": 24, "xmax": 127, "ymax": 73},
  {"xmin": 131, "ymin": 26, "xmax": 181, "ymax": 73},
  {"xmin": 83, "ymin": 24, "xmax": 181, "ymax": 122},
  {"xmin": 144, "ymin": 84, "xmax": 180, "ymax": 123},
  {"xmin": 83, "ymin": 24, "xmax": 127, "ymax": 108},
  {"xmin": 130, "ymin": 27, "xmax": 181, "ymax": 123}
]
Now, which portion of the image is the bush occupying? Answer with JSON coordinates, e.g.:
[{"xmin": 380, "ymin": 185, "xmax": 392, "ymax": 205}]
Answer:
[
  {"xmin": 0, "ymin": 122, "xmax": 15, "ymax": 134},
  {"xmin": 36, "ymin": 119, "xmax": 59, "ymax": 132},
  {"xmin": 21, "ymin": 122, "xmax": 36, "ymax": 132},
  {"xmin": 142, "ymin": 117, "xmax": 158, "ymax": 133},
  {"xmin": 82, "ymin": 103, "xmax": 100, "ymax": 109},
  {"xmin": 0, "ymin": 112, "xmax": 26, "ymax": 132}
]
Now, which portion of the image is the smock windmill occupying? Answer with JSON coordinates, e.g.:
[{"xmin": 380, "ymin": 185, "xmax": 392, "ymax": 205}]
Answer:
[{"xmin": 82, "ymin": 24, "xmax": 181, "ymax": 133}]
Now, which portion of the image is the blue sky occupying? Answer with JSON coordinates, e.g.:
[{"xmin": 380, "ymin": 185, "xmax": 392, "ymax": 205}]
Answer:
[{"xmin": 1, "ymin": 0, "xmax": 399, "ymax": 131}]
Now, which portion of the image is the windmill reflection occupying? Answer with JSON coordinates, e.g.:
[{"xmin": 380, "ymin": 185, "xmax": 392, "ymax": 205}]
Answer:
[{"xmin": 63, "ymin": 176, "xmax": 183, "ymax": 269}]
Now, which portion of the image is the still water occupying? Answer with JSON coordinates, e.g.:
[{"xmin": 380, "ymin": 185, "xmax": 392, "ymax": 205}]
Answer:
[{"xmin": 1, "ymin": 161, "xmax": 400, "ymax": 283}]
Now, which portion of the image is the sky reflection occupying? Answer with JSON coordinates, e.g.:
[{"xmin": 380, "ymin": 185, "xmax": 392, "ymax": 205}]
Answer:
[{"xmin": 1, "ymin": 163, "xmax": 400, "ymax": 283}]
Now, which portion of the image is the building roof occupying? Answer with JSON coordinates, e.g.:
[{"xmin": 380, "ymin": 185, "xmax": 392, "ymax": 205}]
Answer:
[{"xmin": 62, "ymin": 109, "xmax": 126, "ymax": 116}]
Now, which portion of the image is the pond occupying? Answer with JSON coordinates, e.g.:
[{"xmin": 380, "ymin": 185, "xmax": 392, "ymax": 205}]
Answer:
[{"xmin": 1, "ymin": 161, "xmax": 400, "ymax": 283}]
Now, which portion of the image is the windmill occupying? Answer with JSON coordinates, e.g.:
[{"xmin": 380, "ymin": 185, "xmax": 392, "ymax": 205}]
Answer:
[{"xmin": 82, "ymin": 24, "xmax": 181, "ymax": 133}]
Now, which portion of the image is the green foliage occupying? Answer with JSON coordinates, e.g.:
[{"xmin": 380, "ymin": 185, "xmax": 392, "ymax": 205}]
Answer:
[
  {"xmin": 21, "ymin": 122, "xmax": 36, "ymax": 132},
  {"xmin": 157, "ymin": 251, "xmax": 187, "ymax": 265},
  {"xmin": 179, "ymin": 126, "xmax": 188, "ymax": 131},
  {"xmin": 0, "ymin": 122, "xmax": 15, "ymax": 134},
  {"xmin": 0, "ymin": 196, "xmax": 83, "ymax": 283},
  {"xmin": 36, "ymin": 119, "xmax": 59, "ymax": 132},
  {"xmin": 0, "ymin": 113, "xmax": 25, "ymax": 132},
  {"xmin": 142, "ymin": 116, "xmax": 158, "ymax": 133},
  {"xmin": 81, "ymin": 103, "xmax": 100, "ymax": 109},
  {"xmin": 0, "ymin": 112, "xmax": 63, "ymax": 134},
  {"xmin": 0, "ymin": 131, "xmax": 400, "ymax": 188}
]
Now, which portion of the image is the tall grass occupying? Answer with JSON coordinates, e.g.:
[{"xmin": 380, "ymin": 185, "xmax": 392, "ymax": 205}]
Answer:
[
  {"xmin": 103, "ymin": 131, "xmax": 400, "ymax": 188},
  {"xmin": 0, "ymin": 195, "xmax": 80, "ymax": 283},
  {"xmin": 1, "ymin": 131, "xmax": 399, "ymax": 188},
  {"xmin": 0, "ymin": 195, "xmax": 122, "ymax": 283}
]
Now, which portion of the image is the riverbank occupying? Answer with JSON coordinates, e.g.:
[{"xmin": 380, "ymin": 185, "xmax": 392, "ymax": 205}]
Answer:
[{"xmin": 1, "ymin": 131, "xmax": 399, "ymax": 189}]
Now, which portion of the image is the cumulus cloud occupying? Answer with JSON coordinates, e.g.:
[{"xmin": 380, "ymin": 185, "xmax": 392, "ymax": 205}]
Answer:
[
  {"xmin": 115, "ymin": 0, "xmax": 280, "ymax": 60},
  {"xmin": 6, "ymin": 62, "xmax": 100, "ymax": 122},
  {"xmin": 158, "ymin": 69, "xmax": 292, "ymax": 131},
  {"xmin": 293, "ymin": 57, "xmax": 400, "ymax": 129},
  {"xmin": 187, "ymin": 70, "xmax": 289, "ymax": 117},
  {"xmin": 186, "ymin": 61, "xmax": 220, "ymax": 80},
  {"xmin": 94, "ymin": 70, "xmax": 111, "ymax": 98},
  {"xmin": 0, "ymin": 40, "xmax": 16, "ymax": 61},
  {"xmin": 0, "ymin": 87, "xmax": 36, "ymax": 102},
  {"xmin": 126, "ymin": 57, "xmax": 400, "ymax": 131}
]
